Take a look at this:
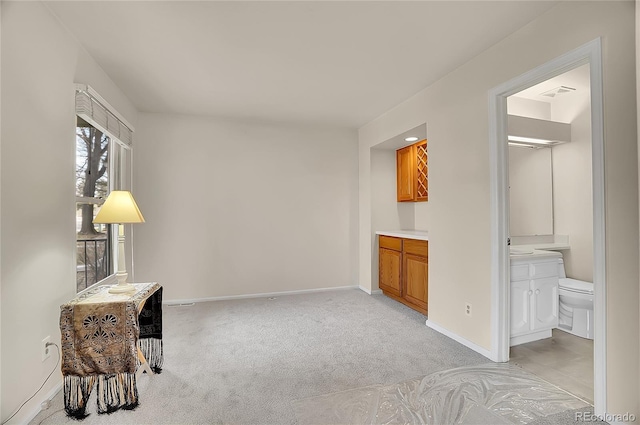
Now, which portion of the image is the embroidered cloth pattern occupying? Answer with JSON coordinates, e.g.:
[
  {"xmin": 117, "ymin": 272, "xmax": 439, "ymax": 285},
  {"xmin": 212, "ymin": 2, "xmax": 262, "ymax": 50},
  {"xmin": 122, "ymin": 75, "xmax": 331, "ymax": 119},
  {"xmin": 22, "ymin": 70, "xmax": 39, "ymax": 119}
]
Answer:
[{"xmin": 60, "ymin": 283, "xmax": 163, "ymax": 418}]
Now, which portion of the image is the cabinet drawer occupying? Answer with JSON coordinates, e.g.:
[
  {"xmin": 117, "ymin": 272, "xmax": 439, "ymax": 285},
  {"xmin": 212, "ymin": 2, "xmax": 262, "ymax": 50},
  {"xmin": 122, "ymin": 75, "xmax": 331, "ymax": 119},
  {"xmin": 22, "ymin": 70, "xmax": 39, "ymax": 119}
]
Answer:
[
  {"xmin": 379, "ymin": 235, "xmax": 402, "ymax": 251},
  {"xmin": 403, "ymin": 239, "xmax": 428, "ymax": 257},
  {"xmin": 511, "ymin": 264, "xmax": 530, "ymax": 282},
  {"xmin": 531, "ymin": 261, "xmax": 558, "ymax": 279}
]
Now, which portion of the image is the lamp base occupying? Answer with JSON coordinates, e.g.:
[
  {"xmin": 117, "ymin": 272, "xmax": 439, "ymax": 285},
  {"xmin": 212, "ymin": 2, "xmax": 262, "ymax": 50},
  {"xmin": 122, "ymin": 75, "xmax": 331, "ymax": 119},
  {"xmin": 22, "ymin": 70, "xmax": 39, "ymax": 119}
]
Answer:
[
  {"xmin": 109, "ymin": 283, "xmax": 136, "ymax": 294},
  {"xmin": 109, "ymin": 271, "xmax": 135, "ymax": 293}
]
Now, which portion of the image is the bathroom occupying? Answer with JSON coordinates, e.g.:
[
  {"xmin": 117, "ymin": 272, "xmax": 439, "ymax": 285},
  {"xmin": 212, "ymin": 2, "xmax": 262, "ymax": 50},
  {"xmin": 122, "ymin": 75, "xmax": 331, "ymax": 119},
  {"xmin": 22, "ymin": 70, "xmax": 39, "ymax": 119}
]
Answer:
[{"xmin": 506, "ymin": 63, "xmax": 594, "ymax": 403}]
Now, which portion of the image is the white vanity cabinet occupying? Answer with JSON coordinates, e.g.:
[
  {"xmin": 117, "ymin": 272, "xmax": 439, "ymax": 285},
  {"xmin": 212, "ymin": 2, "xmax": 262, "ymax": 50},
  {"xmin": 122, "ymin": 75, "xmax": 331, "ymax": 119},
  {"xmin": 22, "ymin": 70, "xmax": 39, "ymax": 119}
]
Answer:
[{"xmin": 510, "ymin": 251, "xmax": 561, "ymax": 346}]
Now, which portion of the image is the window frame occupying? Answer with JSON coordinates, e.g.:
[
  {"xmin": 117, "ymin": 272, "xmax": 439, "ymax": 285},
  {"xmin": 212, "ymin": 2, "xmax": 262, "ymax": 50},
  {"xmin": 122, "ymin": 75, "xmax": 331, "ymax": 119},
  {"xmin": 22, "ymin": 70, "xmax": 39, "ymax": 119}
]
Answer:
[{"xmin": 74, "ymin": 85, "xmax": 134, "ymax": 294}]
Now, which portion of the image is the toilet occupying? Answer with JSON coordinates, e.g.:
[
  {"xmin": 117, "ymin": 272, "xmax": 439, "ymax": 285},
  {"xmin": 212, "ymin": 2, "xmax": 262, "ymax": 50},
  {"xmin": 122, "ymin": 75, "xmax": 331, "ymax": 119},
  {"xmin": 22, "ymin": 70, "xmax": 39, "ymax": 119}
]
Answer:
[{"xmin": 557, "ymin": 258, "xmax": 594, "ymax": 339}]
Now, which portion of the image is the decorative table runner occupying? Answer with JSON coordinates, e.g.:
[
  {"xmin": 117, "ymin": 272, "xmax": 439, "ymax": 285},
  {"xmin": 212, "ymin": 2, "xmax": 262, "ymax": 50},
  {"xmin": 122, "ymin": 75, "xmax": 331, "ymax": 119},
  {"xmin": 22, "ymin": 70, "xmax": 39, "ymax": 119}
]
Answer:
[{"xmin": 60, "ymin": 282, "xmax": 163, "ymax": 418}]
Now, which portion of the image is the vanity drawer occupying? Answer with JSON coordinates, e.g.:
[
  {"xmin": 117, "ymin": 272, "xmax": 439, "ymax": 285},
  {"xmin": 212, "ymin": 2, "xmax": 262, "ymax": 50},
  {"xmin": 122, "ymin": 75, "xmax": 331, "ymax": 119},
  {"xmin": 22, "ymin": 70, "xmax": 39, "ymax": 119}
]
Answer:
[
  {"xmin": 510, "ymin": 264, "xmax": 530, "ymax": 281},
  {"xmin": 403, "ymin": 239, "xmax": 428, "ymax": 257},
  {"xmin": 379, "ymin": 235, "xmax": 402, "ymax": 251},
  {"xmin": 531, "ymin": 261, "xmax": 558, "ymax": 279}
]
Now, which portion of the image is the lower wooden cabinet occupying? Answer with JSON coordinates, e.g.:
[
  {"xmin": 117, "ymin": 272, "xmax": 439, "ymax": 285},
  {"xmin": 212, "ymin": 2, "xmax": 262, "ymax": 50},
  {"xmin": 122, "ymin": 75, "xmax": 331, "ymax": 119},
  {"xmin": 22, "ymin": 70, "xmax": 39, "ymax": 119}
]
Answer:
[
  {"xmin": 379, "ymin": 248, "xmax": 402, "ymax": 297},
  {"xmin": 378, "ymin": 235, "xmax": 428, "ymax": 315},
  {"xmin": 403, "ymin": 253, "xmax": 428, "ymax": 312}
]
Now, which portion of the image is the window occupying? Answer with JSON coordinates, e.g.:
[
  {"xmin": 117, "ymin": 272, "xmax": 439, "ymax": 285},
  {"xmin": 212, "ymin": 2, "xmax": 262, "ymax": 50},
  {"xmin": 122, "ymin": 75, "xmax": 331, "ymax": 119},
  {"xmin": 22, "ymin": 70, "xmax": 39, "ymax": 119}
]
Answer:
[
  {"xmin": 75, "ymin": 118, "xmax": 111, "ymax": 291},
  {"xmin": 75, "ymin": 85, "xmax": 133, "ymax": 293}
]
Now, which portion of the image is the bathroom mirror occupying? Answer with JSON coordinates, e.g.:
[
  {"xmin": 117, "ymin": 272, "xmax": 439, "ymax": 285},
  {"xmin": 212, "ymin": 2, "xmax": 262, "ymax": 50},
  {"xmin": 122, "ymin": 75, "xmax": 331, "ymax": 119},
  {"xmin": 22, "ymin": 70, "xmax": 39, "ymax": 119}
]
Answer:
[{"xmin": 508, "ymin": 145, "xmax": 553, "ymax": 236}]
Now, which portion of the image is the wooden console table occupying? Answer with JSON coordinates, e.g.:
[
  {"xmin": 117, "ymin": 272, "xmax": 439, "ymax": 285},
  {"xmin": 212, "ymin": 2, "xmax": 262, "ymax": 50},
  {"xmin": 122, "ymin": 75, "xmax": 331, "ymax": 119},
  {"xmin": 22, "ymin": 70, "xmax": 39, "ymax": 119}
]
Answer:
[{"xmin": 59, "ymin": 282, "xmax": 163, "ymax": 418}]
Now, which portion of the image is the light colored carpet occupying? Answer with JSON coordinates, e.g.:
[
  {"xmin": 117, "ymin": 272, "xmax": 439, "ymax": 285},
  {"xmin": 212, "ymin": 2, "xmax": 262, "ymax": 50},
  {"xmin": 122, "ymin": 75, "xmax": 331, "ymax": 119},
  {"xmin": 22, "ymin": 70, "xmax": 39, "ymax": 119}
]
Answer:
[{"xmin": 30, "ymin": 288, "xmax": 597, "ymax": 425}]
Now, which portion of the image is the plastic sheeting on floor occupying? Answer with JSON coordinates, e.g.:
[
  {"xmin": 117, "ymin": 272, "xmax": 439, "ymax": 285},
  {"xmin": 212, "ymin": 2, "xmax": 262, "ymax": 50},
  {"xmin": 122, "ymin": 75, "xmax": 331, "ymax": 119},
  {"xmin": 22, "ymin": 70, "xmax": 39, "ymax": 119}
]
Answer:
[{"xmin": 293, "ymin": 363, "xmax": 589, "ymax": 425}]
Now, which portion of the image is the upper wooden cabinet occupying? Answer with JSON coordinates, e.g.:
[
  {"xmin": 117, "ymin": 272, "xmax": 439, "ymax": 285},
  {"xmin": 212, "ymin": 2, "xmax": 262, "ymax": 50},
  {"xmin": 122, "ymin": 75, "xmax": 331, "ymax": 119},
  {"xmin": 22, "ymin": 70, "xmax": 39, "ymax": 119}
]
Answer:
[{"xmin": 396, "ymin": 139, "xmax": 428, "ymax": 202}]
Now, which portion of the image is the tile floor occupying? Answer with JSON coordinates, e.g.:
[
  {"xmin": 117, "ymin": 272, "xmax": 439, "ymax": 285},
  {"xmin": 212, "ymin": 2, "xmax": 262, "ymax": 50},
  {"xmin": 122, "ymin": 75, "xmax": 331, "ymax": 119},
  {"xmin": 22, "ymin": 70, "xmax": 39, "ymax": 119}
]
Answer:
[{"xmin": 509, "ymin": 329, "xmax": 594, "ymax": 404}]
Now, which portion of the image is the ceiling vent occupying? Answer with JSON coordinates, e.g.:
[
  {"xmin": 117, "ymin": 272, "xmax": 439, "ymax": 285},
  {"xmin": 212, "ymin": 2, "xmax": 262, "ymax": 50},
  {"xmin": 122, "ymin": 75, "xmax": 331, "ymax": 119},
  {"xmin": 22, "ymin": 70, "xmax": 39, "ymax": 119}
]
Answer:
[{"xmin": 540, "ymin": 85, "xmax": 576, "ymax": 98}]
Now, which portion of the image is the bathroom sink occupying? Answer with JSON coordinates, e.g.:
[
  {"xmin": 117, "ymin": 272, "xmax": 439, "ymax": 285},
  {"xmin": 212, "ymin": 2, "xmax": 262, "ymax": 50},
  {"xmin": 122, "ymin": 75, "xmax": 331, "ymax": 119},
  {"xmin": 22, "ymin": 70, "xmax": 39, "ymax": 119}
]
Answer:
[{"xmin": 510, "ymin": 247, "xmax": 534, "ymax": 255}]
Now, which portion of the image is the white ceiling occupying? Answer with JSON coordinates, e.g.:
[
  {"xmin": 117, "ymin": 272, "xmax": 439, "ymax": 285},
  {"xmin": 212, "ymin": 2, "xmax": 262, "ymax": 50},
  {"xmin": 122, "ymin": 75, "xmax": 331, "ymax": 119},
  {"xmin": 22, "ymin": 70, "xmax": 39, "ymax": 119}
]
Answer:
[
  {"xmin": 373, "ymin": 123, "xmax": 427, "ymax": 151},
  {"xmin": 512, "ymin": 63, "xmax": 591, "ymax": 103},
  {"xmin": 47, "ymin": 1, "xmax": 560, "ymax": 128}
]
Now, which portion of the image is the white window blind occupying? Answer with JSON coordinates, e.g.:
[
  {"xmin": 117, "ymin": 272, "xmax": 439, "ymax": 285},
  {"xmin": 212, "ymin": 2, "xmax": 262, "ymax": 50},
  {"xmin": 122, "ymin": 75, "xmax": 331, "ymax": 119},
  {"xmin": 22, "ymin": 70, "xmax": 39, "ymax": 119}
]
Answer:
[{"xmin": 75, "ymin": 84, "xmax": 134, "ymax": 146}]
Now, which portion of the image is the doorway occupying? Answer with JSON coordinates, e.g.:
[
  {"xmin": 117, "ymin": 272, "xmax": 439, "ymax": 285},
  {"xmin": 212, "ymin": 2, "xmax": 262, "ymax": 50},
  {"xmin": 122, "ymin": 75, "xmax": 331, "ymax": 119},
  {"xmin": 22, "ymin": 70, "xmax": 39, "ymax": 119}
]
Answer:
[
  {"xmin": 506, "ymin": 63, "xmax": 594, "ymax": 403},
  {"xmin": 488, "ymin": 38, "xmax": 606, "ymax": 414}
]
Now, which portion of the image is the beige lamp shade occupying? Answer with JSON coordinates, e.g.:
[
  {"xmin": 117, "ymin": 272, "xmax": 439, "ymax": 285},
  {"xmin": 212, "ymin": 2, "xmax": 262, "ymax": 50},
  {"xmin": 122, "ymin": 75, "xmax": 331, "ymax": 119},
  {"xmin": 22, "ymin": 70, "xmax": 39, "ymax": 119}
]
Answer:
[{"xmin": 93, "ymin": 190, "xmax": 145, "ymax": 224}]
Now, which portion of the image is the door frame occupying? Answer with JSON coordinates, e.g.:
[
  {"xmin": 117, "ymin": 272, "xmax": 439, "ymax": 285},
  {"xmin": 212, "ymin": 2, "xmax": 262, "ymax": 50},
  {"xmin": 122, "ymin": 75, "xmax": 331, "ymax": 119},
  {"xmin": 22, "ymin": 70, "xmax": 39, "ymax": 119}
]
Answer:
[{"xmin": 488, "ymin": 38, "xmax": 606, "ymax": 413}]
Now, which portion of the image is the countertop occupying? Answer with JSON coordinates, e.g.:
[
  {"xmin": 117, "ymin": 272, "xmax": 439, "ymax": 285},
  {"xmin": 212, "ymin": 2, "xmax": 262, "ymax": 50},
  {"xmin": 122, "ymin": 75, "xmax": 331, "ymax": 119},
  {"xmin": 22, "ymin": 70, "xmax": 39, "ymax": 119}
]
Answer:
[
  {"xmin": 376, "ymin": 230, "xmax": 429, "ymax": 241},
  {"xmin": 509, "ymin": 235, "xmax": 570, "ymax": 252},
  {"xmin": 511, "ymin": 243, "xmax": 570, "ymax": 251},
  {"xmin": 510, "ymin": 248, "xmax": 562, "ymax": 261}
]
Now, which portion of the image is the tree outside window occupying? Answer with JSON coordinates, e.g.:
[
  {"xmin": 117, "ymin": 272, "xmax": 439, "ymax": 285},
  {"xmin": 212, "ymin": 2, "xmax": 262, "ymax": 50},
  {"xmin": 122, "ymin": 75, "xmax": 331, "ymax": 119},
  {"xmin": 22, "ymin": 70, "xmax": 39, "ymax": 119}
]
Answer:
[{"xmin": 76, "ymin": 116, "xmax": 111, "ymax": 291}]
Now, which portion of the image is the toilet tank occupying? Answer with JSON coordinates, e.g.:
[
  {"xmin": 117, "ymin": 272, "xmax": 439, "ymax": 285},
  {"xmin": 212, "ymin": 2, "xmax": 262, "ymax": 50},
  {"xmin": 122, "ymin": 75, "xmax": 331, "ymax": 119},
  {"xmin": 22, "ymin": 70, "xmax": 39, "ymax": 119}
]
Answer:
[{"xmin": 557, "ymin": 258, "xmax": 567, "ymax": 278}]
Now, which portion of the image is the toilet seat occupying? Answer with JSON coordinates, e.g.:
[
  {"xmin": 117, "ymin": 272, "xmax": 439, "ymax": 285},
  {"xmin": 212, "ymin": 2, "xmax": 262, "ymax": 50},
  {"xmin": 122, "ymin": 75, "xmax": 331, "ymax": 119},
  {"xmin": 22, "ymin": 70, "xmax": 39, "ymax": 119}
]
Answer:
[{"xmin": 559, "ymin": 277, "xmax": 594, "ymax": 295}]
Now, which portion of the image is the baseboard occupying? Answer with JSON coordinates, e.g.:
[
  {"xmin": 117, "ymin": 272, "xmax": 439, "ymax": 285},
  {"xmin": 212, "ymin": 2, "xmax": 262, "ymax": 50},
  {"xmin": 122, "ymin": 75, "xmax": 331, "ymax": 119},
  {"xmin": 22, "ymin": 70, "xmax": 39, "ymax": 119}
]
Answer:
[
  {"xmin": 19, "ymin": 381, "xmax": 62, "ymax": 425},
  {"xmin": 425, "ymin": 319, "xmax": 493, "ymax": 360},
  {"xmin": 510, "ymin": 329, "xmax": 552, "ymax": 347},
  {"xmin": 164, "ymin": 285, "xmax": 359, "ymax": 305},
  {"xmin": 358, "ymin": 285, "xmax": 382, "ymax": 295}
]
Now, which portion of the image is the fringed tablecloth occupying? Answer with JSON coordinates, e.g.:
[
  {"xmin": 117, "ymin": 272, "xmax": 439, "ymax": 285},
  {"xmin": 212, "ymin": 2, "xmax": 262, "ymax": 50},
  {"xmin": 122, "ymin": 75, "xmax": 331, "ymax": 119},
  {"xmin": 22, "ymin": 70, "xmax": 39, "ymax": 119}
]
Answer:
[{"xmin": 60, "ymin": 282, "xmax": 163, "ymax": 419}]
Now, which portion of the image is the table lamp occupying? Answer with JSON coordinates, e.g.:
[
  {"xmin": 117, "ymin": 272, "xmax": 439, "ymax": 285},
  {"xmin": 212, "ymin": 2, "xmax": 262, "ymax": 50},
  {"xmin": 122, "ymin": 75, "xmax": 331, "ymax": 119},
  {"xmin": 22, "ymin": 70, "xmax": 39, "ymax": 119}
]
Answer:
[{"xmin": 93, "ymin": 190, "xmax": 145, "ymax": 293}]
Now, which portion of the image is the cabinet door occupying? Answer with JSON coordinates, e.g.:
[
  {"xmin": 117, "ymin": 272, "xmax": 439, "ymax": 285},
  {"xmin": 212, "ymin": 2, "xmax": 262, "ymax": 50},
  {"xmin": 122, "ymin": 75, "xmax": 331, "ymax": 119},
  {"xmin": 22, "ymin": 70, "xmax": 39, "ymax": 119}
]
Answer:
[
  {"xmin": 415, "ymin": 140, "xmax": 428, "ymax": 202},
  {"xmin": 510, "ymin": 280, "xmax": 531, "ymax": 336},
  {"xmin": 403, "ymin": 253, "xmax": 427, "ymax": 312},
  {"xmin": 379, "ymin": 248, "xmax": 402, "ymax": 297},
  {"xmin": 396, "ymin": 145, "xmax": 415, "ymax": 202},
  {"xmin": 531, "ymin": 277, "xmax": 559, "ymax": 331}
]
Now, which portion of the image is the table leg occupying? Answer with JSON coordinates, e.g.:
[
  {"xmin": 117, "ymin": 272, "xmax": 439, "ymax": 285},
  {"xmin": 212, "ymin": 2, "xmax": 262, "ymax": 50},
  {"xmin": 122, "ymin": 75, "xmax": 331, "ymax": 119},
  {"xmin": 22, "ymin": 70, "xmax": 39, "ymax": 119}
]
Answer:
[{"xmin": 136, "ymin": 346, "xmax": 154, "ymax": 379}]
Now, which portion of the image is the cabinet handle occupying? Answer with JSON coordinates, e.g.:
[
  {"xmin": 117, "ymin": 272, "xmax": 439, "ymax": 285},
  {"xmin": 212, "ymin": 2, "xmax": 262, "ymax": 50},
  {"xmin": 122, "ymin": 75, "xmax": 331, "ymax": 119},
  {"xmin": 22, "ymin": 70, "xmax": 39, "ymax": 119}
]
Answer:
[
  {"xmin": 528, "ymin": 290, "xmax": 533, "ymax": 295},
  {"xmin": 535, "ymin": 289, "xmax": 540, "ymax": 295}
]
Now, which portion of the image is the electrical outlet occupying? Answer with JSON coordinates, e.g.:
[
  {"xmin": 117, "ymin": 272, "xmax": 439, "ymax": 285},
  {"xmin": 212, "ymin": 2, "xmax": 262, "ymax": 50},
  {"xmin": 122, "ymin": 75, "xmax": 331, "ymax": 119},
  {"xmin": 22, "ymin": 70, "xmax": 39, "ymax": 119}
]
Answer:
[
  {"xmin": 465, "ymin": 303, "xmax": 472, "ymax": 317},
  {"xmin": 42, "ymin": 336, "xmax": 51, "ymax": 362}
]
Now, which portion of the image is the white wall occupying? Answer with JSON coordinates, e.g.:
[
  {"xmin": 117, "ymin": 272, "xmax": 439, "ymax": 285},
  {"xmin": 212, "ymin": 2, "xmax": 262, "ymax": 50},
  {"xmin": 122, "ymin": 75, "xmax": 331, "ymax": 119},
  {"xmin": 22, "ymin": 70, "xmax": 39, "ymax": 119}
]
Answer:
[
  {"xmin": 0, "ymin": 2, "xmax": 138, "ymax": 422},
  {"xmin": 413, "ymin": 202, "xmax": 431, "ymax": 231},
  {"xmin": 132, "ymin": 113, "xmax": 358, "ymax": 301},
  {"xmin": 371, "ymin": 149, "xmax": 415, "ymax": 232},
  {"xmin": 358, "ymin": 1, "xmax": 638, "ymax": 415}
]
